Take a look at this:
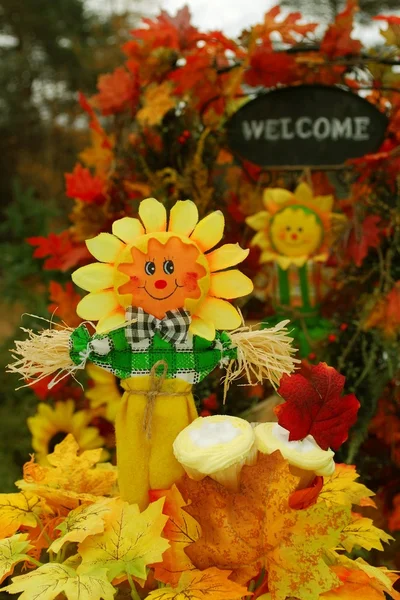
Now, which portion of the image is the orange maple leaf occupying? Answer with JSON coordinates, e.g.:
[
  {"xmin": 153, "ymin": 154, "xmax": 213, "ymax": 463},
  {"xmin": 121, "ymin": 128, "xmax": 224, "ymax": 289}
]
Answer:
[
  {"xmin": 363, "ymin": 282, "xmax": 400, "ymax": 337},
  {"xmin": 28, "ymin": 231, "xmax": 90, "ymax": 272},
  {"xmin": 320, "ymin": 0, "xmax": 362, "ymax": 58},
  {"xmin": 179, "ymin": 452, "xmax": 350, "ymax": 599},
  {"xmin": 322, "ymin": 565, "xmax": 400, "ymax": 600},
  {"xmin": 253, "ymin": 6, "xmax": 318, "ymax": 45},
  {"xmin": 48, "ymin": 281, "xmax": 82, "ymax": 328},
  {"xmin": 92, "ymin": 67, "xmax": 139, "ymax": 116},
  {"xmin": 389, "ymin": 494, "xmax": 400, "ymax": 531},
  {"xmin": 149, "ymin": 485, "xmax": 200, "ymax": 586}
]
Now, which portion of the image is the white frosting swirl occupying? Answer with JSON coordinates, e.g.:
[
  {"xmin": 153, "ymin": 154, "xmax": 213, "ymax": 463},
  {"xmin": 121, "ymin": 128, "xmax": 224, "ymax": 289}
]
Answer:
[
  {"xmin": 173, "ymin": 415, "xmax": 256, "ymax": 475},
  {"xmin": 255, "ymin": 422, "xmax": 335, "ymax": 476}
]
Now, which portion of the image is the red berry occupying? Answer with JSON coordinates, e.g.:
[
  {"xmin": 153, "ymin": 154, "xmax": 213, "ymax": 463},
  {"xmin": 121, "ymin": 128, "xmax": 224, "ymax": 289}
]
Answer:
[
  {"xmin": 183, "ymin": 130, "xmax": 191, "ymax": 138},
  {"xmin": 308, "ymin": 352, "xmax": 316, "ymax": 361},
  {"xmin": 203, "ymin": 393, "xmax": 219, "ymax": 411},
  {"xmin": 178, "ymin": 136, "xmax": 185, "ymax": 144},
  {"xmin": 200, "ymin": 409, "xmax": 212, "ymax": 417},
  {"xmin": 328, "ymin": 334, "xmax": 337, "ymax": 343},
  {"xmin": 340, "ymin": 323, "xmax": 348, "ymax": 331}
]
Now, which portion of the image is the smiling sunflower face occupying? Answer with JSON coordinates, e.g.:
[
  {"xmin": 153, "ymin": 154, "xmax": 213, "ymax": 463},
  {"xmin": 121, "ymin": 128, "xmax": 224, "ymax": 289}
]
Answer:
[
  {"xmin": 270, "ymin": 206, "xmax": 323, "ymax": 259},
  {"xmin": 72, "ymin": 198, "xmax": 253, "ymax": 340},
  {"xmin": 115, "ymin": 235, "xmax": 208, "ymax": 320},
  {"xmin": 246, "ymin": 183, "xmax": 338, "ymax": 270}
]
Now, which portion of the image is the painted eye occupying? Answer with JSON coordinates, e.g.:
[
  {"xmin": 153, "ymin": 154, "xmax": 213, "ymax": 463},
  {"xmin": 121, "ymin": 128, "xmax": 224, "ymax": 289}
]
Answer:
[
  {"xmin": 286, "ymin": 226, "xmax": 291, "ymax": 232},
  {"xmin": 145, "ymin": 261, "xmax": 156, "ymax": 276},
  {"xmin": 298, "ymin": 227, "xmax": 303, "ymax": 232},
  {"xmin": 163, "ymin": 260, "xmax": 174, "ymax": 275}
]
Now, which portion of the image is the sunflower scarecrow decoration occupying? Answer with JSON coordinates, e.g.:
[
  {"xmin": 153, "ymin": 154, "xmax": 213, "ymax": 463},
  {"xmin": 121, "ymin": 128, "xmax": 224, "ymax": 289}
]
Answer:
[
  {"xmin": 10, "ymin": 198, "xmax": 297, "ymax": 509},
  {"xmin": 247, "ymin": 183, "xmax": 343, "ymax": 356}
]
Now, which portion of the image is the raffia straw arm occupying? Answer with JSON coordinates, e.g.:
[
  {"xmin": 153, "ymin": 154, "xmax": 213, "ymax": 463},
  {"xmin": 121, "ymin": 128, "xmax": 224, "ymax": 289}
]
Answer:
[
  {"xmin": 223, "ymin": 320, "xmax": 300, "ymax": 396},
  {"xmin": 7, "ymin": 325, "xmax": 77, "ymax": 388}
]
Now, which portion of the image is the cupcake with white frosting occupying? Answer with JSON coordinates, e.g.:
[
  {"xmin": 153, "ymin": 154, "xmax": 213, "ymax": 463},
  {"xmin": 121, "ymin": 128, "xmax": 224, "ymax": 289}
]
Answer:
[
  {"xmin": 254, "ymin": 422, "xmax": 335, "ymax": 477},
  {"xmin": 173, "ymin": 415, "xmax": 257, "ymax": 490}
]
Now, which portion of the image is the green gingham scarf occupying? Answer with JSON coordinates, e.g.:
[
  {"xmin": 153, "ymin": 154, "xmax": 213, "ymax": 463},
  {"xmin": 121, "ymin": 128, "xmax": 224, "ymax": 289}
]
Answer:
[{"xmin": 69, "ymin": 322, "xmax": 237, "ymax": 383}]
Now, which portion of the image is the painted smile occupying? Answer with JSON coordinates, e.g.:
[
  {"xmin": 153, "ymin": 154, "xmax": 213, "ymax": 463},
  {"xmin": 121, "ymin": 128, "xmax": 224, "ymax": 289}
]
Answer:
[
  {"xmin": 142, "ymin": 279, "xmax": 183, "ymax": 301},
  {"xmin": 284, "ymin": 239, "xmax": 309, "ymax": 247}
]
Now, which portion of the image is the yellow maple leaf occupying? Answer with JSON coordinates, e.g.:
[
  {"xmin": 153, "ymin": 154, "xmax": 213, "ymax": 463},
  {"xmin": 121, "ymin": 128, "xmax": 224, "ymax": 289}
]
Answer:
[
  {"xmin": 180, "ymin": 452, "xmax": 351, "ymax": 600},
  {"xmin": 79, "ymin": 130, "xmax": 114, "ymax": 177},
  {"xmin": 0, "ymin": 534, "xmax": 32, "ymax": 584},
  {"xmin": 150, "ymin": 486, "xmax": 200, "ymax": 586},
  {"xmin": 0, "ymin": 492, "xmax": 41, "ymax": 538},
  {"xmin": 136, "ymin": 82, "xmax": 176, "ymax": 127},
  {"xmin": 1, "ymin": 562, "xmax": 115, "ymax": 600},
  {"xmin": 49, "ymin": 499, "xmax": 113, "ymax": 554},
  {"xmin": 17, "ymin": 435, "xmax": 117, "ymax": 509},
  {"xmin": 79, "ymin": 497, "xmax": 169, "ymax": 580},
  {"xmin": 318, "ymin": 464, "xmax": 375, "ymax": 508},
  {"xmin": 147, "ymin": 567, "xmax": 248, "ymax": 600},
  {"xmin": 340, "ymin": 514, "xmax": 393, "ymax": 553}
]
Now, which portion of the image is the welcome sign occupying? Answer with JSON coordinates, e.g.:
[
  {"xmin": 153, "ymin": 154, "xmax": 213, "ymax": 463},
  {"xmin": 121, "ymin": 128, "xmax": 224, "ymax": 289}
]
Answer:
[{"xmin": 226, "ymin": 85, "xmax": 388, "ymax": 167}]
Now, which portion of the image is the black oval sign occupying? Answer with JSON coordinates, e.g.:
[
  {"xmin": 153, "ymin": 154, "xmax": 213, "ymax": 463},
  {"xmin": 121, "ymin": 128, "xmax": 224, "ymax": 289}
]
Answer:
[{"xmin": 226, "ymin": 85, "xmax": 388, "ymax": 167}]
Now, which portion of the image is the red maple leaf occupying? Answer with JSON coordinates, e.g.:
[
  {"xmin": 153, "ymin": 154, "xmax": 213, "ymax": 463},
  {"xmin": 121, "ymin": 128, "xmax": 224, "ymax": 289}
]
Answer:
[
  {"xmin": 346, "ymin": 214, "xmax": 381, "ymax": 267},
  {"xmin": 245, "ymin": 44, "xmax": 297, "ymax": 87},
  {"xmin": 92, "ymin": 67, "xmax": 139, "ymax": 116},
  {"xmin": 276, "ymin": 362, "xmax": 360, "ymax": 451},
  {"xmin": 78, "ymin": 92, "xmax": 113, "ymax": 149},
  {"xmin": 65, "ymin": 164, "xmax": 106, "ymax": 204},
  {"xmin": 373, "ymin": 15, "xmax": 400, "ymax": 25},
  {"xmin": 386, "ymin": 283, "xmax": 400, "ymax": 324},
  {"xmin": 320, "ymin": 0, "xmax": 362, "ymax": 58},
  {"xmin": 28, "ymin": 231, "xmax": 90, "ymax": 272},
  {"xmin": 289, "ymin": 475, "xmax": 324, "ymax": 510}
]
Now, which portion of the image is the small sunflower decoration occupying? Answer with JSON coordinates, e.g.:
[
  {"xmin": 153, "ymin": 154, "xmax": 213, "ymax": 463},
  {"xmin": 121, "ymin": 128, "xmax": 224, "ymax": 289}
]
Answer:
[
  {"xmin": 85, "ymin": 363, "xmax": 122, "ymax": 422},
  {"xmin": 27, "ymin": 399, "xmax": 104, "ymax": 464},
  {"xmin": 246, "ymin": 182, "xmax": 336, "ymax": 270},
  {"xmin": 72, "ymin": 197, "xmax": 252, "ymax": 340}
]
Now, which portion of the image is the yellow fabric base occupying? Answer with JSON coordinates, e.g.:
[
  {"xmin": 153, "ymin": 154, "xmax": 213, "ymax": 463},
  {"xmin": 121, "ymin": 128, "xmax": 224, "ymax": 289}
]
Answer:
[{"xmin": 115, "ymin": 375, "xmax": 198, "ymax": 509}]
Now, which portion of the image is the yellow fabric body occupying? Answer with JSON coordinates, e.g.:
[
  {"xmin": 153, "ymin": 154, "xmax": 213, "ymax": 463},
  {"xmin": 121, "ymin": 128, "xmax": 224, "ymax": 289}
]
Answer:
[{"xmin": 115, "ymin": 375, "xmax": 197, "ymax": 509}]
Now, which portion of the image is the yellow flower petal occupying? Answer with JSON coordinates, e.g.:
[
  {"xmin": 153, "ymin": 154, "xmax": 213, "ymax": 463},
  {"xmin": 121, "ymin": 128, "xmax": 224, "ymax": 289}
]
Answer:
[
  {"xmin": 260, "ymin": 250, "xmax": 277, "ymax": 264},
  {"xmin": 246, "ymin": 211, "xmax": 270, "ymax": 231},
  {"xmin": 96, "ymin": 308, "xmax": 126, "ymax": 333},
  {"xmin": 138, "ymin": 197, "xmax": 167, "ymax": 233},
  {"xmin": 86, "ymin": 363, "xmax": 115, "ymax": 385},
  {"xmin": 86, "ymin": 233, "xmax": 124, "ymax": 263},
  {"xmin": 210, "ymin": 270, "xmax": 253, "ymax": 299},
  {"xmin": 294, "ymin": 182, "xmax": 313, "ymax": 204},
  {"xmin": 315, "ymin": 195, "xmax": 334, "ymax": 212},
  {"xmin": 168, "ymin": 200, "xmax": 199, "ymax": 236},
  {"xmin": 263, "ymin": 188, "xmax": 293, "ymax": 210},
  {"xmin": 251, "ymin": 231, "xmax": 270, "ymax": 249},
  {"xmin": 76, "ymin": 291, "xmax": 119, "ymax": 320},
  {"xmin": 207, "ymin": 243, "xmax": 249, "ymax": 272},
  {"xmin": 190, "ymin": 210, "xmax": 225, "ymax": 252},
  {"xmin": 190, "ymin": 316, "xmax": 215, "ymax": 341},
  {"xmin": 72, "ymin": 263, "xmax": 114, "ymax": 292},
  {"xmin": 112, "ymin": 217, "xmax": 144, "ymax": 243},
  {"xmin": 197, "ymin": 297, "xmax": 242, "ymax": 331}
]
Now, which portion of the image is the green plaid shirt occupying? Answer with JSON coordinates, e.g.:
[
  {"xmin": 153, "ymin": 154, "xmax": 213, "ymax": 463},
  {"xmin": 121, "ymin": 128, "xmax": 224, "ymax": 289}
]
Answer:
[{"xmin": 69, "ymin": 324, "xmax": 237, "ymax": 383}]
